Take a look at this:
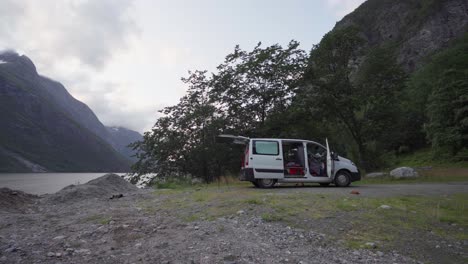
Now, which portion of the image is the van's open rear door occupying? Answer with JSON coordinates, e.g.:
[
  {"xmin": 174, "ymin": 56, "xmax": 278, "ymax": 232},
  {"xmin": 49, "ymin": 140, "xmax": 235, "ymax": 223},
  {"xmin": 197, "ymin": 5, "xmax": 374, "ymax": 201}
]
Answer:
[
  {"xmin": 217, "ymin": 134, "xmax": 249, "ymax": 145},
  {"xmin": 326, "ymin": 138, "xmax": 334, "ymax": 178}
]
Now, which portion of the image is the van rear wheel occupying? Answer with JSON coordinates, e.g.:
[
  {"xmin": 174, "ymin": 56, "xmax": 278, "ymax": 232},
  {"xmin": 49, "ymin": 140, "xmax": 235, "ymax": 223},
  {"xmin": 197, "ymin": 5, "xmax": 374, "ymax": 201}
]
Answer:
[
  {"xmin": 334, "ymin": 171, "xmax": 351, "ymax": 187},
  {"xmin": 256, "ymin": 179, "xmax": 276, "ymax": 188}
]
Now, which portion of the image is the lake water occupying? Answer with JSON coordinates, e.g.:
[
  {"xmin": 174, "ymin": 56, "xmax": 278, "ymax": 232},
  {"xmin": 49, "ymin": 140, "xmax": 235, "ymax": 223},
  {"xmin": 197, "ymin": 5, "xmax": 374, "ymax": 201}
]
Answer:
[{"xmin": 0, "ymin": 173, "xmax": 125, "ymax": 195}]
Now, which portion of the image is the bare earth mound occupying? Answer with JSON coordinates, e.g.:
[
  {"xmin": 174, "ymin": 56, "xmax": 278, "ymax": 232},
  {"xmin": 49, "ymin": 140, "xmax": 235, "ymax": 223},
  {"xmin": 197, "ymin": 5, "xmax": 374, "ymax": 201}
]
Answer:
[
  {"xmin": 0, "ymin": 188, "xmax": 37, "ymax": 213},
  {"xmin": 45, "ymin": 173, "xmax": 141, "ymax": 204}
]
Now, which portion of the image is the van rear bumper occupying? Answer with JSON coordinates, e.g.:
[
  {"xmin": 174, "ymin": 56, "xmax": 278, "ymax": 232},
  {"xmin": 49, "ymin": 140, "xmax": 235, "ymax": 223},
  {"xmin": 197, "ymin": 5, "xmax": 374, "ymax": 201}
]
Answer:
[
  {"xmin": 350, "ymin": 170, "xmax": 361, "ymax": 182},
  {"xmin": 240, "ymin": 168, "xmax": 255, "ymax": 181}
]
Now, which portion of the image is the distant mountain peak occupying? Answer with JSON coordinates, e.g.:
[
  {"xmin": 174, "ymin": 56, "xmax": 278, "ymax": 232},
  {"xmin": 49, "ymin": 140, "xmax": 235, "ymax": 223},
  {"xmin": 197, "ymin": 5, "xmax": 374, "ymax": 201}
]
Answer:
[{"xmin": 0, "ymin": 50, "xmax": 37, "ymax": 75}]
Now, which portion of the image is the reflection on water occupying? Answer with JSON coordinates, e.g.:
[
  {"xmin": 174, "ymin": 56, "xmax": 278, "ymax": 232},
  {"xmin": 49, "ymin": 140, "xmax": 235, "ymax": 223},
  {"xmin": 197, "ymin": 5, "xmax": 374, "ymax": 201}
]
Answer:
[{"xmin": 0, "ymin": 173, "xmax": 125, "ymax": 195}]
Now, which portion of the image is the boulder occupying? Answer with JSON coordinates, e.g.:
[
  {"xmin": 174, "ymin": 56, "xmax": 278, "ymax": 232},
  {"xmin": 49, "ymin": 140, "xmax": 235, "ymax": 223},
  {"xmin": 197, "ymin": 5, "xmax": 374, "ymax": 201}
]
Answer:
[{"xmin": 389, "ymin": 167, "xmax": 419, "ymax": 179}]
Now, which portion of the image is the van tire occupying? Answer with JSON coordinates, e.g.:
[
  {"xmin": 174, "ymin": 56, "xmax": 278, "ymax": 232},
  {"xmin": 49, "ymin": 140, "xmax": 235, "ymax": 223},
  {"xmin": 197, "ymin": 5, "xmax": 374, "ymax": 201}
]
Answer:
[
  {"xmin": 256, "ymin": 179, "xmax": 276, "ymax": 188},
  {"xmin": 319, "ymin": 183, "xmax": 330, "ymax": 187},
  {"xmin": 334, "ymin": 171, "xmax": 351, "ymax": 187}
]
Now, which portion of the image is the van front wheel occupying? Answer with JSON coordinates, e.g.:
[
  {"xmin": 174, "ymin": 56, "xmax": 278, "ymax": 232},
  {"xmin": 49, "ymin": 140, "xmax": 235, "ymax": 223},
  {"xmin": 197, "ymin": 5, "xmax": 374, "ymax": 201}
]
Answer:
[
  {"xmin": 256, "ymin": 179, "xmax": 276, "ymax": 188},
  {"xmin": 334, "ymin": 171, "xmax": 351, "ymax": 187}
]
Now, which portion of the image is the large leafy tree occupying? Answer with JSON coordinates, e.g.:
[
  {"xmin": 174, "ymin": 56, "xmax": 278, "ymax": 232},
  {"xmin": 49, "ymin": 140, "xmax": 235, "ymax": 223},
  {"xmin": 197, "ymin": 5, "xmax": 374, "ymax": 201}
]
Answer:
[
  {"xmin": 132, "ymin": 71, "xmax": 228, "ymax": 182},
  {"xmin": 132, "ymin": 42, "xmax": 307, "ymax": 181},
  {"xmin": 300, "ymin": 27, "xmax": 406, "ymax": 169},
  {"xmin": 425, "ymin": 69, "xmax": 468, "ymax": 156},
  {"xmin": 211, "ymin": 40, "xmax": 307, "ymax": 134}
]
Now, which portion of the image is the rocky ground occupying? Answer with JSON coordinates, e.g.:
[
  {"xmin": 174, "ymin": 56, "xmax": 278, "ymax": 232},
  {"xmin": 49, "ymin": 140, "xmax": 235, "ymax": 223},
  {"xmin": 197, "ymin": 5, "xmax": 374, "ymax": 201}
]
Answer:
[{"xmin": 0, "ymin": 174, "xmax": 466, "ymax": 264}]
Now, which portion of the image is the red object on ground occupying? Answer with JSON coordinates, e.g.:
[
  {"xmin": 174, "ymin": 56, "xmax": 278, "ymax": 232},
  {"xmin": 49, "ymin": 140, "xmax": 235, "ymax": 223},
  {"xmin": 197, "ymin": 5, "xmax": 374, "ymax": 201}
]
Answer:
[{"xmin": 350, "ymin": 190, "xmax": 360, "ymax": 195}]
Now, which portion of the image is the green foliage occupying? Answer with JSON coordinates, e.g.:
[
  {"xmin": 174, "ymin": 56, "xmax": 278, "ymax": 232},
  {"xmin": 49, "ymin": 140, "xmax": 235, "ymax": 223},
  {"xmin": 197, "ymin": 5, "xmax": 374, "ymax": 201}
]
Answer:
[
  {"xmin": 300, "ymin": 27, "xmax": 407, "ymax": 169},
  {"xmin": 134, "ymin": 24, "xmax": 468, "ymax": 180},
  {"xmin": 409, "ymin": 33, "xmax": 468, "ymax": 159},
  {"xmin": 132, "ymin": 41, "xmax": 307, "ymax": 182},
  {"xmin": 154, "ymin": 177, "xmax": 194, "ymax": 189}
]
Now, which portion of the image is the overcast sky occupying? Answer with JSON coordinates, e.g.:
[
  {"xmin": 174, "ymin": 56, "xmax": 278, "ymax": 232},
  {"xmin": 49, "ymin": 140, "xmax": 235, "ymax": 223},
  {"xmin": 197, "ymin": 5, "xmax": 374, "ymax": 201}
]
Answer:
[{"xmin": 0, "ymin": 0, "xmax": 365, "ymax": 133}]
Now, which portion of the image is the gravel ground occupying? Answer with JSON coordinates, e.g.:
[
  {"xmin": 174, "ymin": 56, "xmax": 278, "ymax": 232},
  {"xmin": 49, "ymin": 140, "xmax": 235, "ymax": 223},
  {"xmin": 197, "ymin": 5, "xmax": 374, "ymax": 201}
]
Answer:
[{"xmin": 0, "ymin": 174, "xmax": 466, "ymax": 264}]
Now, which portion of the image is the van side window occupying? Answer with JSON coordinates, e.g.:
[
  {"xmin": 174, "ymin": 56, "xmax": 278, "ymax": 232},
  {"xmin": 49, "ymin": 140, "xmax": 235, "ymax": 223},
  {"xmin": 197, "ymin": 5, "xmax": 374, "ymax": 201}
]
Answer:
[{"xmin": 253, "ymin": 140, "xmax": 279, "ymax": 155}]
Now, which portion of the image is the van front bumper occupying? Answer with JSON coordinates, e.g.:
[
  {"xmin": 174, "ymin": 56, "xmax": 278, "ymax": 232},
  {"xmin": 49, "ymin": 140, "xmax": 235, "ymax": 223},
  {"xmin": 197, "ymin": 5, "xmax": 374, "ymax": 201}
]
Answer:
[
  {"xmin": 350, "ymin": 170, "xmax": 361, "ymax": 182},
  {"xmin": 240, "ymin": 168, "xmax": 255, "ymax": 181}
]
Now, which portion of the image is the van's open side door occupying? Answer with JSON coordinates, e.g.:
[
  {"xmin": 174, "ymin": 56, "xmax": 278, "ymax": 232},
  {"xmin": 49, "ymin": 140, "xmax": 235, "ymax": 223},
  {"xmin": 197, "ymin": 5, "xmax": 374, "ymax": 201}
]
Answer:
[
  {"xmin": 216, "ymin": 134, "xmax": 249, "ymax": 145},
  {"xmin": 251, "ymin": 139, "xmax": 284, "ymax": 179},
  {"xmin": 326, "ymin": 138, "xmax": 334, "ymax": 178}
]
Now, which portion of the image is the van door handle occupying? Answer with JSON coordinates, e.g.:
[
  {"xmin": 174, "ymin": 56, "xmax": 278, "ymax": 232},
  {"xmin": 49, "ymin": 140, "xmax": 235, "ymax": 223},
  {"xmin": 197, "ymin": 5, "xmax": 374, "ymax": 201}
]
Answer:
[{"xmin": 276, "ymin": 158, "xmax": 282, "ymax": 161}]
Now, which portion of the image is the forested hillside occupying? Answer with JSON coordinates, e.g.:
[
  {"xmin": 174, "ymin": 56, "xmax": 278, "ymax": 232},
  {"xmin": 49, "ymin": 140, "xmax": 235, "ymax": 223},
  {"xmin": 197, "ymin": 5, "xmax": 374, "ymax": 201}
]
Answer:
[{"xmin": 132, "ymin": 0, "xmax": 468, "ymax": 181}]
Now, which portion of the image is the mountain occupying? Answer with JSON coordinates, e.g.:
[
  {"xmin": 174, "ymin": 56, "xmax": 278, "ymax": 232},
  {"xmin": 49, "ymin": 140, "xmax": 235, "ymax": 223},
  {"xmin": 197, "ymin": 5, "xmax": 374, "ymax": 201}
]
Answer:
[
  {"xmin": 302, "ymin": 0, "xmax": 467, "ymax": 166},
  {"xmin": 106, "ymin": 126, "xmax": 142, "ymax": 162},
  {"xmin": 0, "ymin": 51, "xmax": 134, "ymax": 172},
  {"xmin": 334, "ymin": 0, "xmax": 468, "ymax": 73}
]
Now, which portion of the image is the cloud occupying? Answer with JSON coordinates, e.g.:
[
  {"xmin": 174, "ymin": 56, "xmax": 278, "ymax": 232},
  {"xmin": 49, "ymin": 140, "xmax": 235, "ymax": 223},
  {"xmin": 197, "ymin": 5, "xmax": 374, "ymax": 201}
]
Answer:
[
  {"xmin": 0, "ymin": 0, "xmax": 137, "ymax": 69},
  {"xmin": 325, "ymin": 0, "xmax": 366, "ymax": 18},
  {"xmin": 0, "ymin": 0, "xmax": 155, "ymax": 132}
]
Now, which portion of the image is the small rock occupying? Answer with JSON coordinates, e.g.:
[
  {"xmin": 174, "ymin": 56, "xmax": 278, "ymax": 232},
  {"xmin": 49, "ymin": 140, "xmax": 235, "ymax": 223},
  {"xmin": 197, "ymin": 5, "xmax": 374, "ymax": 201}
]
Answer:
[
  {"xmin": 435, "ymin": 245, "xmax": 440, "ymax": 249},
  {"xmin": 53, "ymin": 235, "xmax": 66, "ymax": 240},
  {"xmin": 55, "ymin": 252, "xmax": 62, "ymax": 257},
  {"xmin": 350, "ymin": 190, "xmax": 360, "ymax": 195},
  {"xmin": 191, "ymin": 178, "xmax": 203, "ymax": 184},
  {"xmin": 75, "ymin": 249, "xmax": 91, "ymax": 254},
  {"xmin": 4, "ymin": 247, "xmax": 17, "ymax": 253},
  {"xmin": 223, "ymin": 254, "xmax": 237, "ymax": 261},
  {"xmin": 376, "ymin": 251, "xmax": 384, "ymax": 257},
  {"xmin": 109, "ymin": 220, "xmax": 115, "ymax": 225},
  {"xmin": 365, "ymin": 242, "xmax": 377, "ymax": 249},
  {"xmin": 135, "ymin": 243, "xmax": 142, "ymax": 248},
  {"xmin": 379, "ymin": 205, "xmax": 391, "ymax": 209},
  {"xmin": 194, "ymin": 226, "xmax": 199, "ymax": 230},
  {"xmin": 47, "ymin": 252, "xmax": 55, "ymax": 257},
  {"xmin": 390, "ymin": 167, "xmax": 418, "ymax": 179},
  {"xmin": 109, "ymin": 194, "xmax": 124, "ymax": 199},
  {"xmin": 236, "ymin": 210, "xmax": 245, "ymax": 215}
]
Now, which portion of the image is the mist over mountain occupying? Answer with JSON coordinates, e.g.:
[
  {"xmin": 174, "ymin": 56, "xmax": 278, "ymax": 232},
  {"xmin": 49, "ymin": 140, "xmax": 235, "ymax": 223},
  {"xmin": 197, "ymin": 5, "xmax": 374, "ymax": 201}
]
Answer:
[{"xmin": 0, "ymin": 51, "xmax": 141, "ymax": 172}]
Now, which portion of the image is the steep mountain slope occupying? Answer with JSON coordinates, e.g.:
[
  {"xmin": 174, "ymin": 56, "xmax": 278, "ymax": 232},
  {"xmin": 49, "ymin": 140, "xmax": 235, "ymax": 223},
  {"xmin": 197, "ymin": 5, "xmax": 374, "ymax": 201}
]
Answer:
[
  {"xmin": 335, "ymin": 0, "xmax": 468, "ymax": 72},
  {"xmin": 36, "ymin": 69, "xmax": 142, "ymax": 161},
  {"xmin": 0, "ymin": 51, "xmax": 132, "ymax": 172},
  {"xmin": 300, "ymin": 0, "xmax": 468, "ymax": 166},
  {"xmin": 106, "ymin": 126, "xmax": 142, "ymax": 162}
]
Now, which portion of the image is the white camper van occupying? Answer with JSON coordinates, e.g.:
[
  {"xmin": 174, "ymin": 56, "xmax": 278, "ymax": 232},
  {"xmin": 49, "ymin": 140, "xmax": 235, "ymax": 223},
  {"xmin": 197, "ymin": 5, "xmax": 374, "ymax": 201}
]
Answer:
[{"xmin": 218, "ymin": 135, "xmax": 360, "ymax": 188}]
